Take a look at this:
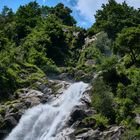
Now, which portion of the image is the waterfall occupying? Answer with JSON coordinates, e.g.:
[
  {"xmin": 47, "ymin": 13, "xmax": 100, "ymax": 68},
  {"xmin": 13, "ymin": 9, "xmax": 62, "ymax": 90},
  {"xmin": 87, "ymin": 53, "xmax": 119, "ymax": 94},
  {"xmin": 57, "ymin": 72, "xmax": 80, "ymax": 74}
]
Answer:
[{"xmin": 5, "ymin": 82, "xmax": 89, "ymax": 140}]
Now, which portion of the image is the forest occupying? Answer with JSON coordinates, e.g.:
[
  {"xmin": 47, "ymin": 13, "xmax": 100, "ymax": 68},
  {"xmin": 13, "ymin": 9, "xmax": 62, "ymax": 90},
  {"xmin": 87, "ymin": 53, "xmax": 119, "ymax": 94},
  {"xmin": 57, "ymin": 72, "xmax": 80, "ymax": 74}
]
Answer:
[{"xmin": 0, "ymin": 0, "xmax": 140, "ymax": 139}]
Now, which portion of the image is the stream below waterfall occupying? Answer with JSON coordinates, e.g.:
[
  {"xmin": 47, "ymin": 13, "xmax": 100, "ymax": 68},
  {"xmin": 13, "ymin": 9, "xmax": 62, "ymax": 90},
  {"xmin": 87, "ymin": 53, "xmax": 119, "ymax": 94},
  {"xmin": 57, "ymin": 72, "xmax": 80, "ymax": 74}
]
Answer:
[{"xmin": 5, "ymin": 82, "xmax": 89, "ymax": 140}]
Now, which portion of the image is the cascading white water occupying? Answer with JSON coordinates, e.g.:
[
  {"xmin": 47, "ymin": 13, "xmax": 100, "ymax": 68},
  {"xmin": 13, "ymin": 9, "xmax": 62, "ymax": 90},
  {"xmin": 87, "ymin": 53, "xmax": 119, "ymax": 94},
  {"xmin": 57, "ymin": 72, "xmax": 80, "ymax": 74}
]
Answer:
[{"xmin": 5, "ymin": 82, "xmax": 89, "ymax": 140}]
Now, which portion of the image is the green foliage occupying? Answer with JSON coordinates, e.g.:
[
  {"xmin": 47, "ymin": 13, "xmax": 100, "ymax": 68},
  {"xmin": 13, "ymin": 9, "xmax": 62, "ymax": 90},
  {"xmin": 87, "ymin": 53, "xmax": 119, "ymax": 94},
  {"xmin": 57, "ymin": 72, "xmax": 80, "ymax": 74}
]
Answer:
[
  {"xmin": 114, "ymin": 27, "xmax": 140, "ymax": 63},
  {"xmin": 15, "ymin": 1, "xmax": 41, "ymax": 40},
  {"xmin": 1, "ymin": 1, "xmax": 140, "ymax": 135},
  {"xmin": 85, "ymin": 0, "xmax": 140, "ymax": 134},
  {"xmin": 125, "ymin": 68, "xmax": 140, "ymax": 103},
  {"xmin": 0, "ymin": 2, "xmax": 84, "ymax": 102},
  {"xmin": 114, "ymin": 98, "xmax": 133, "ymax": 125},
  {"xmin": 93, "ymin": 114, "xmax": 109, "ymax": 130},
  {"xmin": 91, "ymin": 77, "xmax": 115, "ymax": 121},
  {"xmin": 94, "ymin": 32, "xmax": 112, "ymax": 55},
  {"xmin": 97, "ymin": 55, "xmax": 118, "ymax": 71},
  {"xmin": 92, "ymin": 0, "xmax": 140, "ymax": 39},
  {"xmin": 77, "ymin": 32, "xmax": 112, "ymax": 73},
  {"xmin": 49, "ymin": 3, "xmax": 76, "ymax": 26},
  {"xmin": 121, "ymin": 128, "xmax": 140, "ymax": 140},
  {"xmin": 22, "ymin": 15, "xmax": 69, "ymax": 65},
  {"xmin": 0, "ymin": 62, "xmax": 45, "ymax": 100},
  {"xmin": 0, "ymin": 32, "xmax": 9, "ymax": 51},
  {"xmin": 1, "ymin": 6, "xmax": 13, "ymax": 17},
  {"xmin": 0, "ymin": 6, "xmax": 14, "ymax": 28},
  {"xmin": 133, "ymin": 107, "xmax": 140, "ymax": 114},
  {"xmin": 116, "ymin": 83, "xmax": 126, "ymax": 98},
  {"xmin": 77, "ymin": 44, "xmax": 101, "ymax": 70},
  {"xmin": 84, "ymin": 114, "xmax": 109, "ymax": 130}
]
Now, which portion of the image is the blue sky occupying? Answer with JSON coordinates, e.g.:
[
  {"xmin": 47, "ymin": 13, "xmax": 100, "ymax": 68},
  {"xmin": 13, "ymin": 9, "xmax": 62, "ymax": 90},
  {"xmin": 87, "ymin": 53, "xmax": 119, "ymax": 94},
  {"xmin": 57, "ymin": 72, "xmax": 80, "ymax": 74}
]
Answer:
[{"xmin": 0, "ymin": 0, "xmax": 140, "ymax": 28}]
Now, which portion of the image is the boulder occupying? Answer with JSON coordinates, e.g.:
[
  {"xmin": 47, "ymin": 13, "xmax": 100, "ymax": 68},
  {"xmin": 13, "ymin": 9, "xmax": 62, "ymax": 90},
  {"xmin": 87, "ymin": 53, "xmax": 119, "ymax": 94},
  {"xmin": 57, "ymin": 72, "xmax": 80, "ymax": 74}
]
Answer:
[
  {"xmin": 85, "ymin": 59, "xmax": 96, "ymax": 67},
  {"xmin": 102, "ymin": 126, "xmax": 125, "ymax": 140},
  {"xmin": 76, "ymin": 129, "xmax": 101, "ymax": 140},
  {"xmin": 75, "ymin": 126, "xmax": 124, "ymax": 140},
  {"xmin": 135, "ymin": 114, "xmax": 140, "ymax": 125},
  {"xmin": 68, "ymin": 108, "xmax": 87, "ymax": 126},
  {"xmin": 4, "ymin": 116, "xmax": 18, "ymax": 129},
  {"xmin": 58, "ymin": 73, "xmax": 72, "ymax": 81}
]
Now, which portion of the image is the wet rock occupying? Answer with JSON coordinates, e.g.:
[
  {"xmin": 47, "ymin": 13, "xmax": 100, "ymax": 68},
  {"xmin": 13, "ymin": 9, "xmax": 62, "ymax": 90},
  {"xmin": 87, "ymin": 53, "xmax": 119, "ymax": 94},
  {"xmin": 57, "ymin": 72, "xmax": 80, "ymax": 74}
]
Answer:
[
  {"xmin": 76, "ymin": 129, "xmax": 101, "ymax": 140},
  {"xmin": 74, "ymin": 70, "xmax": 92, "ymax": 82},
  {"xmin": 102, "ymin": 126, "xmax": 125, "ymax": 140},
  {"xmin": 58, "ymin": 73, "xmax": 70, "ymax": 80},
  {"xmin": 4, "ymin": 116, "xmax": 18, "ymax": 129},
  {"xmin": 68, "ymin": 109, "xmax": 87, "ymax": 126},
  {"xmin": 0, "ymin": 115, "xmax": 18, "ymax": 138},
  {"xmin": 75, "ymin": 126, "xmax": 124, "ymax": 140},
  {"xmin": 75, "ymin": 70, "xmax": 85, "ymax": 77}
]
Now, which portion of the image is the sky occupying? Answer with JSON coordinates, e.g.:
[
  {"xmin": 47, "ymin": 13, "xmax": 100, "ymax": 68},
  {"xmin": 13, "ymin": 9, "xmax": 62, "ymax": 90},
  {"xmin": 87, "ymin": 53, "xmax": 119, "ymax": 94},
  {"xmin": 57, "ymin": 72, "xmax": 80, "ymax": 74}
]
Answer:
[{"xmin": 0, "ymin": 0, "xmax": 140, "ymax": 29}]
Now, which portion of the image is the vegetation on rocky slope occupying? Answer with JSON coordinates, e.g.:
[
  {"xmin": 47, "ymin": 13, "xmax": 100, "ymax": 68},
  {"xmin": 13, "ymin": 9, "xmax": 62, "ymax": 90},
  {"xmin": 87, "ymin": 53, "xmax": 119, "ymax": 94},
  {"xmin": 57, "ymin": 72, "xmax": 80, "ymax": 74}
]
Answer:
[{"xmin": 0, "ymin": 0, "xmax": 140, "ymax": 139}]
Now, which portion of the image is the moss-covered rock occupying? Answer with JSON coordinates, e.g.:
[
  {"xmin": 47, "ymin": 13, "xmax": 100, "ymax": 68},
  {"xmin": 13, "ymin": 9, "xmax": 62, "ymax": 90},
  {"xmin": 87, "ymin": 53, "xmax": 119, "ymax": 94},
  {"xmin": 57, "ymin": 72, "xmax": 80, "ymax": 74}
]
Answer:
[{"xmin": 0, "ymin": 62, "xmax": 45, "ymax": 100}]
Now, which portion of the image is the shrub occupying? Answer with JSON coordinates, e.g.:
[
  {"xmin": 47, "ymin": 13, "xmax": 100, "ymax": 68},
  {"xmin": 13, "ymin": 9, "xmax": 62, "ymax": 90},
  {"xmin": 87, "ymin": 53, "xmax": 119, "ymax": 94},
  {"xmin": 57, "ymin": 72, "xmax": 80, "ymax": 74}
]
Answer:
[
  {"xmin": 91, "ymin": 77, "xmax": 115, "ymax": 122},
  {"xmin": 121, "ymin": 128, "xmax": 140, "ymax": 140},
  {"xmin": 0, "ymin": 62, "xmax": 45, "ymax": 100},
  {"xmin": 114, "ymin": 98, "xmax": 134, "ymax": 125}
]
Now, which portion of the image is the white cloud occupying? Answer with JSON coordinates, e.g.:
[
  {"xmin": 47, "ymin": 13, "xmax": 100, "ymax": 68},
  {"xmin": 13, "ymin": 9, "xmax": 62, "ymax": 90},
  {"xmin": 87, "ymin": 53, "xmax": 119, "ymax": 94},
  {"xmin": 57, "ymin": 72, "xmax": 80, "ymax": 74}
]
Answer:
[
  {"xmin": 66, "ymin": 0, "xmax": 140, "ymax": 23},
  {"xmin": 66, "ymin": 0, "xmax": 107, "ymax": 23},
  {"xmin": 76, "ymin": 0, "xmax": 94, "ymax": 22},
  {"xmin": 126, "ymin": 0, "xmax": 140, "ymax": 8}
]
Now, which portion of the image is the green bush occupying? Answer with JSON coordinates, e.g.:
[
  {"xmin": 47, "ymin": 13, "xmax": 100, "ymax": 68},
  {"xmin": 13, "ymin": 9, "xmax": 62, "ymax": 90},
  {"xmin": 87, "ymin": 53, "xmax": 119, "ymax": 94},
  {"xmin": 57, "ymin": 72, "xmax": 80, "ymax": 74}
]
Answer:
[
  {"xmin": 121, "ymin": 128, "xmax": 140, "ymax": 140},
  {"xmin": 94, "ymin": 32, "xmax": 112, "ymax": 55},
  {"xmin": 84, "ymin": 114, "xmax": 109, "ymax": 130},
  {"xmin": 117, "ymin": 83, "xmax": 126, "ymax": 98},
  {"xmin": 93, "ymin": 114, "xmax": 109, "ymax": 130},
  {"xmin": 114, "ymin": 98, "xmax": 134, "ymax": 125},
  {"xmin": 91, "ymin": 77, "xmax": 115, "ymax": 122},
  {"xmin": 0, "ymin": 62, "xmax": 45, "ymax": 100}
]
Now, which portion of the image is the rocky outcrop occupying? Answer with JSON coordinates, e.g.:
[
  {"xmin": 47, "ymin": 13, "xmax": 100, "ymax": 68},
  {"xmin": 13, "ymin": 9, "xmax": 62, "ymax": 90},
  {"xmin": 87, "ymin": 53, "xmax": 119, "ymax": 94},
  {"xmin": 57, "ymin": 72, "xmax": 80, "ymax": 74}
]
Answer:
[
  {"xmin": 0, "ymin": 89, "xmax": 47, "ymax": 138},
  {"xmin": 0, "ymin": 78, "xmax": 125, "ymax": 140},
  {"xmin": 0, "ymin": 79, "xmax": 70, "ymax": 139},
  {"xmin": 75, "ymin": 126, "xmax": 124, "ymax": 140},
  {"xmin": 65, "ymin": 87, "xmax": 125, "ymax": 140}
]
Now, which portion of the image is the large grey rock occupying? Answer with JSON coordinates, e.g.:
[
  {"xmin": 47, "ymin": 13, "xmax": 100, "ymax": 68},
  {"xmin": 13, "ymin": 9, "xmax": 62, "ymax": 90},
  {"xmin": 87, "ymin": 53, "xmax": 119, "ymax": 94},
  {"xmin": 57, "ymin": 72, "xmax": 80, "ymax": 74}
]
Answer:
[
  {"xmin": 102, "ymin": 126, "xmax": 125, "ymax": 140},
  {"xmin": 76, "ymin": 129, "xmax": 101, "ymax": 140},
  {"xmin": 85, "ymin": 59, "xmax": 96, "ymax": 67},
  {"xmin": 75, "ymin": 126, "xmax": 124, "ymax": 140},
  {"xmin": 135, "ymin": 114, "xmax": 140, "ymax": 125},
  {"xmin": 68, "ymin": 108, "xmax": 87, "ymax": 126}
]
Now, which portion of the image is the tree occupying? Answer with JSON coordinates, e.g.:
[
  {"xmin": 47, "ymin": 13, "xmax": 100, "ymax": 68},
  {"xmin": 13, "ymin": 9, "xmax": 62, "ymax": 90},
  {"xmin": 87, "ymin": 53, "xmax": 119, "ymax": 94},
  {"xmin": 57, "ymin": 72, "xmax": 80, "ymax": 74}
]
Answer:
[
  {"xmin": 15, "ymin": 1, "xmax": 41, "ymax": 40},
  {"xmin": 92, "ymin": 77, "xmax": 115, "ymax": 121},
  {"xmin": 0, "ymin": 6, "xmax": 15, "ymax": 41},
  {"xmin": 0, "ymin": 31, "xmax": 8, "ymax": 51},
  {"xmin": 22, "ymin": 14, "xmax": 70, "ymax": 66},
  {"xmin": 1, "ymin": 6, "xmax": 14, "ymax": 18},
  {"xmin": 41, "ymin": 6, "xmax": 51, "ymax": 18},
  {"xmin": 92, "ymin": 0, "xmax": 140, "ymax": 40},
  {"xmin": 114, "ymin": 27, "xmax": 140, "ymax": 63},
  {"xmin": 50, "ymin": 3, "xmax": 76, "ymax": 26}
]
